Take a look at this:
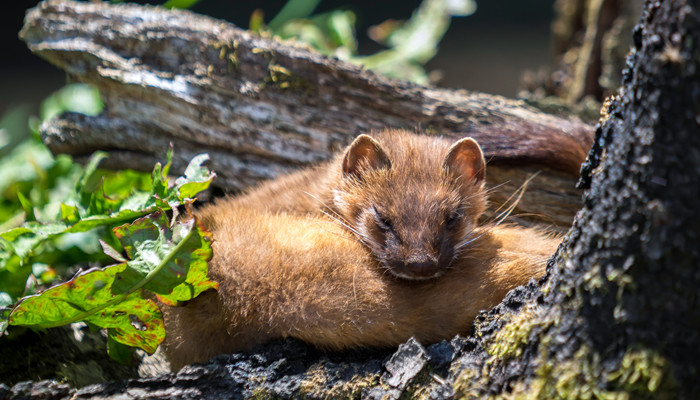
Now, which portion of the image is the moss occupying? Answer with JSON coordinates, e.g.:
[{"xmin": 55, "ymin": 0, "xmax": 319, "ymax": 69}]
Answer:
[
  {"xmin": 582, "ymin": 264, "xmax": 605, "ymax": 292},
  {"xmin": 249, "ymin": 386, "xmax": 280, "ymax": 400},
  {"xmin": 511, "ymin": 345, "xmax": 675, "ymax": 400},
  {"xmin": 298, "ymin": 362, "xmax": 380, "ymax": 399},
  {"xmin": 483, "ymin": 304, "xmax": 545, "ymax": 360},
  {"xmin": 399, "ymin": 366, "xmax": 435, "ymax": 400},
  {"xmin": 607, "ymin": 347, "xmax": 672, "ymax": 395},
  {"xmin": 451, "ymin": 362, "xmax": 486, "ymax": 400},
  {"xmin": 265, "ymin": 62, "xmax": 314, "ymax": 92},
  {"xmin": 267, "ymin": 63, "xmax": 293, "ymax": 88},
  {"xmin": 211, "ymin": 40, "xmax": 240, "ymax": 73}
]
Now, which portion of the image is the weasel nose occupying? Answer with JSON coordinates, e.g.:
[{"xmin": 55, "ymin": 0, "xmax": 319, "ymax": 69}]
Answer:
[{"xmin": 405, "ymin": 260, "xmax": 439, "ymax": 278}]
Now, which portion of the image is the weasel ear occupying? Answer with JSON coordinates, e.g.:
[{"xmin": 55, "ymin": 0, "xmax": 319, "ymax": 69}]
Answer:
[
  {"xmin": 443, "ymin": 137, "xmax": 486, "ymax": 184},
  {"xmin": 342, "ymin": 134, "xmax": 391, "ymax": 178}
]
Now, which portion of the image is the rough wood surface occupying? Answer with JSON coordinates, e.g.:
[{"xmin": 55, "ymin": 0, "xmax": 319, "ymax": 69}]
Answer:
[{"xmin": 20, "ymin": 0, "xmax": 594, "ymax": 229}]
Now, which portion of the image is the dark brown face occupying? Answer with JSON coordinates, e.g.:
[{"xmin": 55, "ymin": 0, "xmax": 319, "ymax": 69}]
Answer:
[
  {"xmin": 335, "ymin": 133, "xmax": 487, "ymax": 281},
  {"xmin": 350, "ymin": 180, "xmax": 479, "ymax": 281}
]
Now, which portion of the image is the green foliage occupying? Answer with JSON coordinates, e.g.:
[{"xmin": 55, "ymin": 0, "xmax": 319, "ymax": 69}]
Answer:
[
  {"xmin": 39, "ymin": 83, "xmax": 103, "ymax": 124},
  {"xmin": 162, "ymin": 0, "xmax": 201, "ymax": 10},
  {"xmin": 260, "ymin": 0, "xmax": 477, "ymax": 84},
  {"xmin": 0, "ymin": 82, "xmax": 216, "ymax": 360},
  {"xmin": 9, "ymin": 210, "xmax": 216, "ymax": 355},
  {"xmin": 0, "ymin": 145, "xmax": 216, "ymax": 353},
  {"xmin": 110, "ymin": 0, "xmax": 201, "ymax": 9}
]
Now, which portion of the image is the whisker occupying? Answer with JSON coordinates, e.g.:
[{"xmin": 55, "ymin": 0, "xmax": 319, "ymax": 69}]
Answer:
[
  {"xmin": 479, "ymin": 181, "xmax": 513, "ymax": 215},
  {"xmin": 454, "ymin": 225, "xmax": 494, "ymax": 252},
  {"xmin": 484, "ymin": 172, "xmax": 540, "ymax": 227},
  {"xmin": 302, "ymin": 191, "xmax": 345, "ymax": 220},
  {"xmin": 319, "ymin": 210, "xmax": 364, "ymax": 238},
  {"xmin": 454, "ymin": 234, "xmax": 483, "ymax": 251},
  {"xmin": 483, "ymin": 181, "xmax": 509, "ymax": 195}
]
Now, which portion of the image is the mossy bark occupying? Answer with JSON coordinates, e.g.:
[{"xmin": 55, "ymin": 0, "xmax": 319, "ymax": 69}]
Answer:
[{"xmin": 454, "ymin": 0, "xmax": 700, "ymax": 397}]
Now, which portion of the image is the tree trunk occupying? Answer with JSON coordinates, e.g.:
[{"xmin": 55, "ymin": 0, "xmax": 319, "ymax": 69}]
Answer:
[
  {"xmin": 19, "ymin": 0, "xmax": 594, "ymax": 230},
  {"xmin": 5, "ymin": 0, "xmax": 699, "ymax": 398},
  {"xmin": 451, "ymin": 0, "xmax": 700, "ymax": 397},
  {"xmin": 520, "ymin": 0, "xmax": 645, "ymax": 120}
]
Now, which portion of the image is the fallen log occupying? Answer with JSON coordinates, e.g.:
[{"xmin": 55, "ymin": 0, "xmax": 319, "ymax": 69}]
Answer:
[{"xmin": 20, "ymin": 0, "xmax": 594, "ymax": 229}]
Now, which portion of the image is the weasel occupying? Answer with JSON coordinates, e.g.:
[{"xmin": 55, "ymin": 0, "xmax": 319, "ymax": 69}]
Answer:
[
  {"xmin": 161, "ymin": 130, "xmax": 561, "ymax": 369},
  {"xmin": 162, "ymin": 206, "xmax": 558, "ymax": 370},
  {"xmin": 203, "ymin": 130, "xmax": 490, "ymax": 281}
]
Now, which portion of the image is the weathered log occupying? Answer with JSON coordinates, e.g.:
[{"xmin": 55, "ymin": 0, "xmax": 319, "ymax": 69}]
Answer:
[{"xmin": 20, "ymin": 0, "xmax": 594, "ymax": 230}]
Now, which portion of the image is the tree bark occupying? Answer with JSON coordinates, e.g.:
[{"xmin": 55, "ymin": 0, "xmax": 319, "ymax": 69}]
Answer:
[
  {"xmin": 451, "ymin": 0, "xmax": 700, "ymax": 397},
  {"xmin": 19, "ymin": 0, "xmax": 594, "ymax": 230},
  {"xmin": 7, "ymin": 0, "xmax": 700, "ymax": 398}
]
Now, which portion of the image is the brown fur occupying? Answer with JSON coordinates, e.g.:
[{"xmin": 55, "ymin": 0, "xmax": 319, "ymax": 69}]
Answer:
[
  {"xmin": 162, "ymin": 129, "xmax": 561, "ymax": 370},
  {"xmin": 162, "ymin": 206, "xmax": 559, "ymax": 370},
  {"xmin": 204, "ymin": 130, "xmax": 490, "ymax": 281}
]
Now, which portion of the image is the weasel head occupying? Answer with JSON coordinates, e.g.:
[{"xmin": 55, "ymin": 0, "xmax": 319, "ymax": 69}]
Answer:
[{"xmin": 333, "ymin": 132, "xmax": 487, "ymax": 281}]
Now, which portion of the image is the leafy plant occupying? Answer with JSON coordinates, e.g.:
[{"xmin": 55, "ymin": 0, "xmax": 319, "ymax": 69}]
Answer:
[
  {"xmin": 0, "ymin": 79, "xmax": 217, "ymax": 359},
  {"xmin": 0, "ymin": 148, "xmax": 217, "ymax": 359},
  {"xmin": 258, "ymin": 0, "xmax": 477, "ymax": 84},
  {"xmin": 8, "ymin": 209, "xmax": 216, "ymax": 360}
]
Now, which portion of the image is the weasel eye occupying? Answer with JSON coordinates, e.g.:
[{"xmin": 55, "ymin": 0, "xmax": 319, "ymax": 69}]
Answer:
[
  {"xmin": 445, "ymin": 212, "xmax": 460, "ymax": 230},
  {"xmin": 373, "ymin": 207, "xmax": 393, "ymax": 232}
]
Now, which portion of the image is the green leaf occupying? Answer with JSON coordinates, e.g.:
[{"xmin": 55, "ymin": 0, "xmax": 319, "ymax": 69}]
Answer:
[
  {"xmin": 16, "ymin": 191, "xmax": 35, "ymax": 222},
  {"xmin": 151, "ymin": 162, "xmax": 168, "ymax": 200},
  {"xmin": 175, "ymin": 153, "xmax": 216, "ymax": 200},
  {"xmin": 99, "ymin": 239, "xmax": 127, "ymax": 263},
  {"xmin": 1, "ymin": 222, "xmax": 68, "ymax": 259},
  {"xmin": 0, "ymin": 292, "xmax": 12, "ymax": 308},
  {"xmin": 9, "ymin": 264, "xmax": 165, "ymax": 353},
  {"xmin": 106, "ymin": 335, "xmax": 135, "ymax": 364},
  {"xmin": 76, "ymin": 151, "xmax": 108, "ymax": 204},
  {"xmin": 0, "ymin": 292, "xmax": 13, "ymax": 335},
  {"xmin": 0, "ymin": 307, "xmax": 9, "ymax": 335},
  {"xmin": 162, "ymin": 146, "xmax": 173, "ymax": 178},
  {"xmin": 100, "ymin": 170, "xmax": 152, "ymax": 199},
  {"xmin": 162, "ymin": 0, "xmax": 201, "ymax": 9},
  {"xmin": 0, "ymin": 256, "xmax": 31, "ymax": 299},
  {"xmin": 111, "ymin": 210, "xmax": 216, "ymax": 301},
  {"xmin": 112, "ymin": 212, "xmax": 188, "ymax": 295},
  {"xmin": 268, "ymin": 0, "xmax": 322, "ymax": 31},
  {"xmin": 156, "ymin": 216, "xmax": 217, "ymax": 306},
  {"xmin": 40, "ymin": 83, "xmax": 104, "ymax": 123},
  {"xmin": 60, "ymin": 203, "xmax": 80, "ymax": 224}
]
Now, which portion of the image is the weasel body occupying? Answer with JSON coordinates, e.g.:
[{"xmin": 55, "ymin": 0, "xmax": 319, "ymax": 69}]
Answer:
[
  {"xmin": 162, "ymin": 206, "xmax": 558, "ymax": 370},
  {"xmin": 203, "ymin": 130, "xmax": 488, "ymax": 281},
  {"xmin": 162, "ymin": 130, "xmax": 561, "ymax": 369}
]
